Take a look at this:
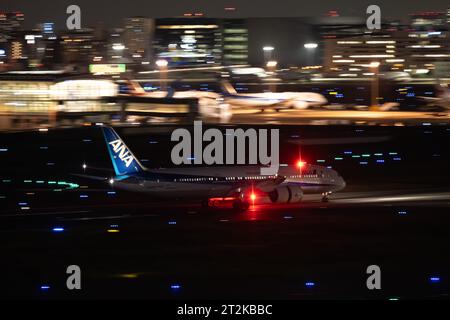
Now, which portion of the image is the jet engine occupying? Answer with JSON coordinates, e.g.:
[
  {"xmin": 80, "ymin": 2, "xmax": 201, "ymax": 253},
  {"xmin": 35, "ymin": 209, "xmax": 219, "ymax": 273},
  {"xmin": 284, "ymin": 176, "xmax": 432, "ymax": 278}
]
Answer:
[{"xmin": 269, "ymin": 185, "xmax": 303, "ymax": 203}]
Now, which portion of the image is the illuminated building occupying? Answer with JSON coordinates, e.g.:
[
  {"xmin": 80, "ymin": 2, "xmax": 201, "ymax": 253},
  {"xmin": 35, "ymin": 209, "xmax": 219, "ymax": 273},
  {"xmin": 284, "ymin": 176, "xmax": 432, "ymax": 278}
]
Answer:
[
  {"xmin": 321, "ymin": 13, "xmax": 450, "ymax": 75},
  {"xmin": 0, "ymin": 12, "xmax": 25, "ymax": 68},
  {"xmin": 222, "ymin": 19, "xmax": 248, "ymax": 65},
  {"xmin": 123, "ymin": 17, "xmax": 154, "ymax": 65},
  {"xmin": 0, "ymin": 73, "xmax": 118, "ymax": 116},
  {"xmin": 0, "ymin": 12, "xmax": 24, "ymax": 35},
  {"xmin": 154, "ymin": 18, "xmax": 222, "ymax": 67},
  {"xmin": 410, "ymin": 11, "xmax": 448, "ymax": 31},
  {"xmin": 60, "ymin": 28, "xmax": 107, "ymax": 71},
  {"xmin": 106, "ymin": 28, "xmax": 127, "ymax": 64},
  {"xmin": 154, "ymin": 17, "xmax": 318, "ymax": 68},
  {"xmin": 246, "ymin": 18, "xmax": 319, "ymax": 67}
]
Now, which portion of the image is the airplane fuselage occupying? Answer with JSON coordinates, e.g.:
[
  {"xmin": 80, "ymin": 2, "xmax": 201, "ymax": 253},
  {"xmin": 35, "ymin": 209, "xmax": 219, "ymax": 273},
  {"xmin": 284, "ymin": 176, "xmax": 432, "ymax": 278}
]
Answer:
[{"xmin": 111, "ymin": 164, "xmax": 345, "ymax": 200}]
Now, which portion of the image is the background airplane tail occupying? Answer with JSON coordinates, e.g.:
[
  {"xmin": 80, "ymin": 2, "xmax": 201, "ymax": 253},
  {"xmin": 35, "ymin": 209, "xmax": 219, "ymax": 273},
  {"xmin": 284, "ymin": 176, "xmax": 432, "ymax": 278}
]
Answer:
[
  {"xmin": 220, "ymin": 80, "xmax": 237, "ymax": 96},
  {"xmin": 101, "ymin": 126, "xmax": 145, "ymax": 176}
]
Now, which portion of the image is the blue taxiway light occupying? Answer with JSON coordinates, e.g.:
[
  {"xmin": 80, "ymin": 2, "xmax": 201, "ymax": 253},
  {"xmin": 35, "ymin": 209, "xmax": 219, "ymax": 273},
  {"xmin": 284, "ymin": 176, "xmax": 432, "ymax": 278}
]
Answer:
[
  {"xmin": 79, "ymin": 195, "xmax": 88, "ymax": 198},
  {"xmin": 305, "ymin": 282, "xmax": 315, "ymax": 287},
  {"xmin": 107, "ymin": 191, "xmax": 116, "ymax": 195},
  {"xmin": 430, "ymin": 277, "xmax": 440, "ymax": 283},
  {"xmin": 398, "ymin": 211, "xmax": 407, "ymax": 215},
  {"xmin": 110, "ymin": 224, "xmax": 119, "ymax": 228},
  {"xmin": 171, "ymin": 284, "xmax": 181, "ymax": 290},
  {"xmin": 0, "ymin": 148, "xmax": 8, "ymax": 152},
  {"xmin": 18, "ymin": 202, "xmax": 28, "ymax": 206},
  {"xmin": 376, "ymin": 160, "xmax": 385, "ymax": 163},
  {"xmin": 52, "ymin": 227, "xmax": 64, "ymax": 232},
  {"xmin": 40, "ymin": 285, "xmax": 50, "ymax": 290},
  {"xmin": 359, "ymin": 162, "xmax": 368, "ymax": 165},
  {"xmin": 344, "ymin": 151, "xmax": 352, "ymax": 155},
  {"xmin": 168, "ymin": 221, "xmax": 177, "ymax": 225},
  {"xmin": 82, "ymin": 139, "xmax": 92, "ymax": 142}
]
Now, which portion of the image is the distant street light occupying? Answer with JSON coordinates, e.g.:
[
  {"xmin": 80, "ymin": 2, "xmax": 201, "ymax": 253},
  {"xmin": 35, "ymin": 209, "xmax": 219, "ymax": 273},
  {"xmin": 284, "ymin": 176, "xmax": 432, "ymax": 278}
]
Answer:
[
  {"xmin": 266, "ymin": 61, "xmax": 278, "ymax": 92},
  {"xmin": 155, "ymin": 59, "xmax": 169, "ymax": 68},
  {"xmin": 266, "ymin": 60, "xmax": 278, "ymax": 68},
  {"xmin": 304, "ymin": 43, "xmax": 318, "ymax": 66},
  {"xmin": 370, "ymin": 61, "xmax": 380, "ymax": 108},
  {"xmin": 155, "ymin": 59, "xmax": 168, "ymax": 91},
  {"xmin": 262, "ymin": 46, "xmax": 275, "ymax": 68},
  {"xmin": 304, "ymin": 43, "xmax": 318, "ymax": 49}
]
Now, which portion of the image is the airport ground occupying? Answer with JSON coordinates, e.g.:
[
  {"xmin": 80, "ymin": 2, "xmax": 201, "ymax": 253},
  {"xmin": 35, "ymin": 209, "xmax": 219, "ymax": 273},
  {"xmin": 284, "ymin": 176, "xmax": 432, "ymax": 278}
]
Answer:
[{"xmin": 0, "ymin": 124, "xmax": 449, "ymax": 299}]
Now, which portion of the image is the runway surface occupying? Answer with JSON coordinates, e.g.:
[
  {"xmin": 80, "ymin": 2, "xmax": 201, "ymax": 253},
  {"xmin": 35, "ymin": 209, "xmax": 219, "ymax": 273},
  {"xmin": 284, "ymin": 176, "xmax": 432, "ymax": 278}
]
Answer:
[{"xmin": 228, "ymin": 109, "xmax": 450, "ymax": 126}]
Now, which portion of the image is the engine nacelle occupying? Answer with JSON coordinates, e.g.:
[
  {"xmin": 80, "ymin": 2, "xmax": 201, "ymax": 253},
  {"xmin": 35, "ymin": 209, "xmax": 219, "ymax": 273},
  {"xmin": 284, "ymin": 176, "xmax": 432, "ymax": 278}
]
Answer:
[
  {"xmin": 292, "ymin": 100, "xmax": 309, "ymax": 110},
  {"xmin": 269, "ymin": 185, "xmax": 303, "ymax": 203}
]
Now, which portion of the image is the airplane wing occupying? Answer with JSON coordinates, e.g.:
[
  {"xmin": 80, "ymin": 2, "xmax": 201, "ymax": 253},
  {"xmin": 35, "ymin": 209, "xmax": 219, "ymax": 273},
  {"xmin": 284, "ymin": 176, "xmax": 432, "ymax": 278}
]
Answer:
[{"xmin": 254, "ymin": 175, "xmax": 286, "ymax": 192}]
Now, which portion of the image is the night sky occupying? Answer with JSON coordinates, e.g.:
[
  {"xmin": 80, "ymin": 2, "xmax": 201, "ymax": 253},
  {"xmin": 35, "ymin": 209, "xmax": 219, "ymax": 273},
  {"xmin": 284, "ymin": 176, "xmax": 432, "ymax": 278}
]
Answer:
[{"xmin": 2, "ymin": 0, "xmax": 449, "ymax": 29}]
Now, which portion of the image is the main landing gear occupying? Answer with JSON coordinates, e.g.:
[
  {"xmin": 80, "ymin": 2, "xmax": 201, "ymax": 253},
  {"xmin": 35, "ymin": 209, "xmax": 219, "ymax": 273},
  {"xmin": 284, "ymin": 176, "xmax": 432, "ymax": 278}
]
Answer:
[{"xmin": 321, "ymin": 192, "xmax": 331, "ymax": 203}]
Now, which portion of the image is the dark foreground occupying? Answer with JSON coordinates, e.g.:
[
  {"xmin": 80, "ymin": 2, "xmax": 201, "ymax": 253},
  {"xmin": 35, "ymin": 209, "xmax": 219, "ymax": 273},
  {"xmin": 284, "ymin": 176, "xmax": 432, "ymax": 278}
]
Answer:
[{"xmin": 0, "ymin": 124, "xmax": 449, "ymax": 299}]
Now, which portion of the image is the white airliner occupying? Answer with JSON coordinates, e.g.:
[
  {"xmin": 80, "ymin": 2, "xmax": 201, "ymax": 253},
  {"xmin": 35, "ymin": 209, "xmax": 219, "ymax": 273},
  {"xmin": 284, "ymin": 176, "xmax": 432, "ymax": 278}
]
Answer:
[
  {"xmin": 220, "ymin": 81, "xmax": 328, "ymax": 111},
  {"xmin": 96, "ymin": 126, "xmax": 346, "ymax": 210},
  {"xmin": 125, "ymin": 80, "xmax": 232, "ymax": 121}
]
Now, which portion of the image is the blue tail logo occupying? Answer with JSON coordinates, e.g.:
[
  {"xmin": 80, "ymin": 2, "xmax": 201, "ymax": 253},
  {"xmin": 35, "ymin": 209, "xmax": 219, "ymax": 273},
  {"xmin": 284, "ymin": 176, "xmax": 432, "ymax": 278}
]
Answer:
[
  {"xmin": 109, "ymin": 139, "xmax": 134, "ymax": 168},
  {"xmin": 102, "ymin": 127, "xmax": 144, "ymax": 176}
]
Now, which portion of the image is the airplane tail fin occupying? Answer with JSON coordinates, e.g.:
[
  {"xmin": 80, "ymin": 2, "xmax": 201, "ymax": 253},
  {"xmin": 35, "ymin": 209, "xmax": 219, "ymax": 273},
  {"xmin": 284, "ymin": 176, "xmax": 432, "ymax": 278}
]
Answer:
[
  {"xmin": 101, "ymin": 126, "xmax": 145, "ymax": 176},
  {"xmin": 219, "ymin": 80, "xmax": 237, "ymax": 96},
  {"xmin": 127, "ymin": 80, "xmax": 147, "ymax": 95}
]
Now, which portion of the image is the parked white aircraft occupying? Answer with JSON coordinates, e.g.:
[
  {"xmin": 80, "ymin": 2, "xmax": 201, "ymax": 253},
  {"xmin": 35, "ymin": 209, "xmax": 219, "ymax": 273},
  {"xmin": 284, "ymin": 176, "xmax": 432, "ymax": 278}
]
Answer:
[{"xmin": 220, "ymin": 81, "xmax": 328, "ymax": 111}]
